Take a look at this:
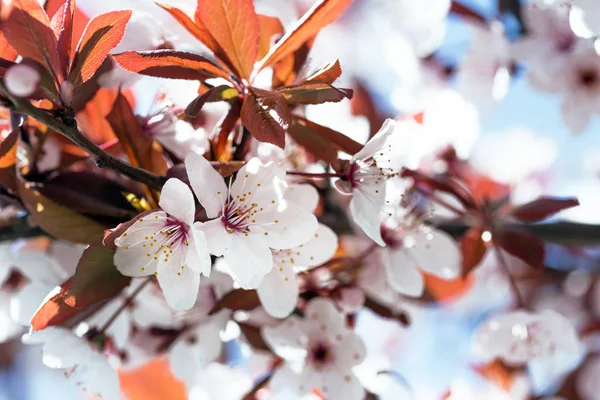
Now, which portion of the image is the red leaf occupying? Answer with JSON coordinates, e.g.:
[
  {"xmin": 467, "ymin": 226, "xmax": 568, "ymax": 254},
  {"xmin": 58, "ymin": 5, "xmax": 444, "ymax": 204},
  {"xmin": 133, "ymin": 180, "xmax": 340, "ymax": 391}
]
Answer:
[
  {"xmin": 241, "ymin": 87, "xmax": 291, "ymax": 148},
  {"xmin": 1, "ymin": 0, "xmax": 61, "ymax": 83},
  {"xmin": 31, "ymin": 279, "xmax": 75, "ymax": 331},
  {"xmin": 277, "ymin": 82, "xmax": 353, "ymax": 105},
  {"xmin": 258, "ymin": 14, "xmax": 284, "ymax": 60},
  {"xmin": 460, "ymin": 227, "xmax": 487, "ymax": 277},
  {"xmin": 495, "ymin": 227, "xmax": 545, "ymax": 269},
  {"xmin": 196, "ymin": 0, "xmax": 259, "ymax": 80},
  {"xmin": 293, "ymin": 115, "xmax": 363, "ymax": 155},
  {"xmin": 287, "ymin": 118, "xmax": 339, "ymax": 162},
  {"xmin": 50, "ymin": 0, "xmax": 75, "ymax": 76},
  {"xmin": 113, "ymin": 50, "xmax": 232, "ymax": 82},
  {"xmin": 257, "ymin": 0, "xmax": 353, "ymax": 70},
  {"xmin": 209, "ymin": 288, "xmax": 261, "ymax": 315},
  {"xmin": 185, "ymin": 84, "xmax": 239, "ymax": 117},
  {"xmin": 0, "ymin": 33, "xmax": 18, "ymax": 62},
  {"xmin": 68, "ymin": 10, "xmax": 132, "ymax": 86},
  {"xmin": 0, "ymin": 129, "xmax": 19, "ymax": 192},
  {"xmin": 155, "ymin": 3, "xmax": 222, "ymax": 59},
  {"xmin": 510, "ymin": 197, "xmax": 580, "ymax": 223},
  {"xmin": 63, "ymin": 244, "xmax": 130, "ymax": 307},
  {"xmin": 305, "ymin": 60, "xmax": 342, "ymax": 85}
]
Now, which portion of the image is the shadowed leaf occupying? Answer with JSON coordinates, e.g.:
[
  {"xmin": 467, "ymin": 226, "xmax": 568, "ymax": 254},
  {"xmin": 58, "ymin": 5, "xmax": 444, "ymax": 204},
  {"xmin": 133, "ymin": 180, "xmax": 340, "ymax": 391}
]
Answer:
[
  {"xmin": 305, "ymin": 60, "xmax": 342, "ymax": 84},
  {"xmin": 510, "ymin": 197, "xmax": 579, "ymax": 223},
  {"xmin": 287, "ymin": 118, "xmax": 338, "ymax": 162},
  {"xmin": 0, "ymin": 129, "xmax": 19, "ymax": 192},
  {"xmin": 241, "ymin": 87, "xmax": 291, "ymax": 148},
  {"xmin": 293, "ymin": 115, "xmax": 362, "ymax": 155},
  {"xmin": 209, "ymin": 288, "xmax": 260, "ymax": 315},
  {"xmin": 185, "ymin": 84, "xmax": 239, "ymax": 117},
  {"xmin": 495, "ymin": 227, "xmax": 545, "ymax": 269},
  {"xmin": 277, "ymin": 82, "xmax": 353, "ymax": 105}
]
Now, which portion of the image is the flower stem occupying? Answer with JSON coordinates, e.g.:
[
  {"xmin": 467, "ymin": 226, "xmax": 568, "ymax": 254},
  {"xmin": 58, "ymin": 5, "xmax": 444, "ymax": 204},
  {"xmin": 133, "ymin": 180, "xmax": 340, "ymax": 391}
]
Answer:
[
  {"xmin": 286, "ymin": 171, "xmax": 343, "ymax": 179},
  {"xmin": 99, "ymin": 278, "xmax": 152, "ymax": 334},
  {"xmin": 0, "ymin": 82, "xmax": 166, "ymax": 190},
  {"xmin": 491, "ymin": 240, "xmax": 526, "ymax": 309}
]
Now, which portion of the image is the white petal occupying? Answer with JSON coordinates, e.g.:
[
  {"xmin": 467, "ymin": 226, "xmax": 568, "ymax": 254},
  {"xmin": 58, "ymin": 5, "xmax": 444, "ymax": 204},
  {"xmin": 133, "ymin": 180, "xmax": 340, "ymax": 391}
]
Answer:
[
  {"xmin": 320, "ymin": 370, "xmax": 365, "ymax": 400},
  {"xmin": 231, "ymin": 157, "xmax": 286, "ymax": 204},
  {"xmin": 409, "ymin": 228, "xmax": 461, "ymax": 279},
  {"xmin": 257, "ymin": 262, "xmax": 299, "ymax": 318},
  {"xmin": 156, "ymin": 257, "xmax": 200, "ymax": 310},
  {"xmin": 333, "ymin": 332, "xmax": 366, "ymax": 370},
  {"xmin": 185, "ymin": 153, "xmax": 227, "ymax": 218},
  {"xmin": 303, "ymin": 297, "xmax": 345, "ymax": 339},
  {"xmin": 114, "ymin": 211, "xmax": 167, "ymax": 248},
  {"xmin": 185, "ymin": 226, "xmax": 211, "ymax": 276},
  {"xmin": 10, "ymin": 282, "xmax": 53, "ymax": 326},
  {"xmin": 224, "ymin": 233, "xmax": 273, "ymax": 289},
  {"xmin": 158, "ymin": 178, "xmax": 196, "ymax": 226},
  {"xmin": 350, "ymin": 187, "xmax": 385, "ymax": 246},
  {"xmin": 353, "ymin": 119, "xmax": 396, "ymax": 161},
  {"xmin": 284, "ymin": 184, "xmax": 320, "ymax": 212},
  {"xmin": 5, "ymin": 64, "xmax": 40, "ymax": 97},
  {"xmin": 194, "ymin": 219, "xmax": 232, "ymax": 256},
  {"xmin": 262, "ymin": 315, "xmax": 308, "ymax": 360},
  {"xmin": 254, "ymin": 202, "xmax": 318, "ymax": 250},
  {"xmin": 114, "ymin": 245, "xmax": 158, "ymax": 277},
  {"xmin": 269, "ymin": 366, "xmax": 305, "ymax": 396},
  {"xmin": 289, "ymin": 223, "xmax": 338, "ymax": 268},
  {"xmin": 380, "ymin": 248, "xmax": 424, "ymax": 297}
]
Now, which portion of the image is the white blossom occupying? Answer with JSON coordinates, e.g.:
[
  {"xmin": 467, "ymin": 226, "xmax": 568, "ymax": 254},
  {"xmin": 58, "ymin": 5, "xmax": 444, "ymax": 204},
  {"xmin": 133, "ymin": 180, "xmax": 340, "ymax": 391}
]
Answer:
[
  {"xmin": 474, "ymin": 310, "xmax": 581, "ymax": 365},
  {"xmin": 5, "ymin": 64, "xmax": 40, "ymax": 97},
  {"xmin": 186, "ymin": 154, "xmax": 318, "ymax": 289},
  {"xmin": 570, "ymin": 0, "xmax": 600, "ymax": 38},
  {"xmin": 114, "ymin": 178, "xmax": 211, "ymax": 310},
  {"xmin": 263, "ymin": 298, "xmax": 366, "ymax": 400}
]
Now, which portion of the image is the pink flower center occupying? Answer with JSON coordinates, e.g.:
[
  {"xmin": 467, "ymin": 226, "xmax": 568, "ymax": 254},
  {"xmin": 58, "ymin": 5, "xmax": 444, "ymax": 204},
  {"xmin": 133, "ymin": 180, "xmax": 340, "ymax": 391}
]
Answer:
[
  {"xmin": 135, "ymin": 216, "xmax": 191, "ymax": 263},
  {"xmin": 308, "ymin": 341, "xmax": 333, "ymax": 368},
  {"xmin": 221, "ymin": 195, "xmax": 261, "ymax": 234}
]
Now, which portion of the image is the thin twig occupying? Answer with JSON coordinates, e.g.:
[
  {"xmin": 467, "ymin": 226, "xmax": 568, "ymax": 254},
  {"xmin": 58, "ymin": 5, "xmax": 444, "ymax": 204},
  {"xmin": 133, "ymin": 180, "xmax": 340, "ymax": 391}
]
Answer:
[
  {"xmin": 99, "ymin": 277, "xmax": 152, "ymax": 334},
  {"xmin": 0, "ymin": 82, "xmax": 166, "ymax": 190},
  {"xmin": 492, "ymin": 240, "xmax": 526, "ymax": 309}
]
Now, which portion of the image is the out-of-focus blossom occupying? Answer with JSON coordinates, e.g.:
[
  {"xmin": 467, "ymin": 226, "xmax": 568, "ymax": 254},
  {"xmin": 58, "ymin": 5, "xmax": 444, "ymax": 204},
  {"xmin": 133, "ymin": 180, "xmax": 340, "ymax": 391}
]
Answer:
[
  {"xmin": 474, "ymin": 310, "xmax": 581, "ymax": 365},
  {"xmin": 258, "ymin": 184, "xmax": 338, "ymax": 317},
  {"xmin": 337, "ymin": 286, "xmax": 365, "ymax": 314},
  {"xmin": 469, "ymin": 127, "xmax": 557, "ymax": 185},
  {"xmin": 114, "ymin": 178, "xmax": 211, "ymax": 310},
  {"xmin": 457, "ymin": 22, "xmax": 511, "ymax": 103},
  {"xmin": 378, "ymin": 212, "xmax": 461, "ymax": 297},
  {"xmin": 570, "ymin": 0, "xmax": 600, "ymax": 38},
  {"xmin": 186, "ymin": 154, "xmax": 318, "ymax": 289},
  {"xmin": 23, "ymin": 327, "xmax": 120, "ymax": 400},
  {"xmin": 263, "ymin": 298, "xmax": 366, "ymax": 400},
  {"xmin": 5, "ymin": 64, "xmax": 40, "ymax": 97},
  {"xmin": 577, "ymin": 356, "xmax": 600, "ymax": 400},
  {"xmin": 186, "ymin": 363, "xmax": 253, "ymax": 400}
]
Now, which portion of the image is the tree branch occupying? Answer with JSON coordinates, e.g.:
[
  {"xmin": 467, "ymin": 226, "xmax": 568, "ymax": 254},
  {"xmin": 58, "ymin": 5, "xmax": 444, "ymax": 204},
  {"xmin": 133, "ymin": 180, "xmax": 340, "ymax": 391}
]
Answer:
[{"xmin": 0, "ymin": 82, "xmax": 166, "ymax": 190}]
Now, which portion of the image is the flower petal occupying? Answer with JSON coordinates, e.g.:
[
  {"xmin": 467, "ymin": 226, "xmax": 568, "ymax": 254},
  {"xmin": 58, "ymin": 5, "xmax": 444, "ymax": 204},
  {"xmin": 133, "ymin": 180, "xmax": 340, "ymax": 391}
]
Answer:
[
  {"xmin": 257, "ymin": 261, "xmax": 299, "ymax": 318},
  {"xmin": 409, "ymin": 228, "xmax": 461, "ymax": 280},
  {"xmin": 262, "ymin": 315, "xmax": 308, "ymax": 360},
  {"xmin": 185, "ymin": 227, "xmax": 211, "ymax": 276},
  {"xmin": 350, "ymin": 188, "xmax": 385, "ymax": 246},
  {"xmin": 224, "ymin": 233, "xmax": 273, "ymax": 289},
  {"xmin": 114, "ymin": 211, "xmax": 167, "ymax": 248},
  {"xmin": 352, "ymin": 118, "xmax": 395, "ymax": 161},
  {"xmin": 231, "ymin": 158, "xmax": 286, "ymax": 202},
  {"xmin": 287, "ymin": 223, "xmax": 338, "ymax": 268},
  {"xmin": 185, "ymin": 153, "xmax": 227, "ymax": 218},
  {"xmin": 284, "ymin": 184, "xmax": 320, "ymax": 212},
  {"xmin": 320, "ymin": 370, "xmax": 365, "ymax": 400},
  {"xmin": 333, "ymin": 332, "xmax": 366, "ymax": 370},
  {"xmin": 254, "ymin": 202, "xmax": 318, "ymax": 250},
  {"xmin": 380, "ymin": 248, "xmax": 424, "ymax": 297},
  {"xmin": 158, "ymin": 178, "xmax": 196, "ymax": 226},
  {"xmin": 10, "ymin": 281, "xmax": 52, "ymax": 326},
  {"xmin": 303, "ymin": 297, "xmax": 345, "ymax": 339},
  {"xmin": 115, "ymin": 245, "xmax": 158, "ymax": 277},
  {"xmin": 156, "ymin": 257, "xmax": 200, "ymax": 310},
  {"xmin": 194, "ymin": 219, "xmax": 232, "ymax": 256}
]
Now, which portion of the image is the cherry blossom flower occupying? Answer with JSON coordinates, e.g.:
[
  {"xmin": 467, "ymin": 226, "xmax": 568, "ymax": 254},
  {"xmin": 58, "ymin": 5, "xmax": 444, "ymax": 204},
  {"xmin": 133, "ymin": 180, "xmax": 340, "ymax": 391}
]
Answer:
[
  {"xmin": 457, "ymin": 22, "xmax": 511, "ymax": 103},
  {"xmin": 185, "ymin": 154, "xmax": 318, "ymax": 289},
  {"xmin": 114, "ymin": 178, "xmax": 211, "ymax": 310},
  {"xmin": 378, "ymin": 215, "xmax": 461, "ymax": 297},
  {"xmin": 262, "ymin": 297, "xmax": 366, "ymax": 400},
  {"xmin": 4, "ymin": 64, "xmax": 40, "ymax": 97},
  {"xmin": 577, "ymin": 356, "xmax": 600, "ymax": 400},
  {"xmin": 23, "ymin": 327, "xmax": 120, "ymax": 400},
  {"xmin": 257, "ymin": 184, "xmax": 338, "ymax": 318},
  {"xmin": 474, "ymin": 310, "xmax": 581, "ymax": 365},
  {"xmin": 336, "ymin": 119, "xmax": 402, "ymax": 246}
]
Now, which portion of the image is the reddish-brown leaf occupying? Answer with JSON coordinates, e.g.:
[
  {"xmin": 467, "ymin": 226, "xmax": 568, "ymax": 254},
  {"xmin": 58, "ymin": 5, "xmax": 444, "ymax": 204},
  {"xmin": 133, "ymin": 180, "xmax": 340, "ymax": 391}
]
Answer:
[
  {"xmin": 401, "ymin": 168, "xmax": 477, "ymax": 211},
  {"xmin": 196, "ymin": 0, "xmax": 259, "ymax": 80},
  {"xmin": 277, "ymin": 82, "xmax": 353, "ymax": 105},
  {"xmin": 258, "ymin": 14, "xmax": 283, "ymax": 60},
  {"xmin": 50, "ymin": 0, "xmax": 75, "ymax": 76},
  {"xmin": 460, "ymin": 227, "xmax": 487, "ymax": 277},
  {"xmin": 1, "ymin": 0, "xmax": 61, "ymax": 82},
  {"xmin": 241, "ymin": 87, "xmax": 291, "ymax": 148},
  {"xmin": 68, "ymin": 10, "xmax": 132, "ymax": 86},
  {"xmin": 257, "ymin": 0, "xmax": 353, "ymax": 70},
  {"xmin": 185, "ymin": 84, "xmax": 239, "ymax": 117},
  {"xmin": 106, "ymin": 92, "xmax": 168, "ymax": 205},
  {"xmin": 63, "ymin": 244, "xmax": 131, "ymax": 307},
  {"xmin": 287, "ymin": 118, "xmax": 338, "ymax": 162},
  {"xmin": 0, "ymin": 129, "xmax": 19, "ymax": 192},
  {"xmin": 510, "ymin": 197, "xmax": 579, "ymax": 223},
  {"xmin": 31, "ymin": 279, "xmax": 74, "ymax": 331},
  {"xmin": 239, "ymin": 322, "xmax": 270, "ymax": 351},
  {"xmin": 155, "ymin": 2, "xmax": 222, "ymax": 58},
  {"xmin": 293, "ymin": 115, "xmax": 363, "ymax": 155},
  {"xmin": 495, "ymin": 227, "xmax": 545, "ymax": 269},
  {"xmin": 209, "ymin": 288, "xmax": 261, "ymax": 315},
  {"xmin": 0, "ymin": 33, "xmax": 18, "ymax": 62},
  {"xmin": 305, "ymin": 60, "xmax": 342, "ymax": 84},
  {"xmin": 211, "ymin": 102, "xmax": 241, "ymax": 162},
  {"xmin": 113, "ymin": 50, "xmax": 232, "ymax": 82}
]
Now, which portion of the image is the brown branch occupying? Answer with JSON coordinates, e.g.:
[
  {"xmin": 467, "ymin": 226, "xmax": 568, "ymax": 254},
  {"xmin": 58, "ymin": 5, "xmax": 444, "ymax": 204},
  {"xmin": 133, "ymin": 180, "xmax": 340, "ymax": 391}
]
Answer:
[
  {"xmin": 0, "ymin": 82, "xmax": 166, "ymax": 190},
  {"xmin": 450, "ymin": 1, "xmax": 488, "ymax": 24}
]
